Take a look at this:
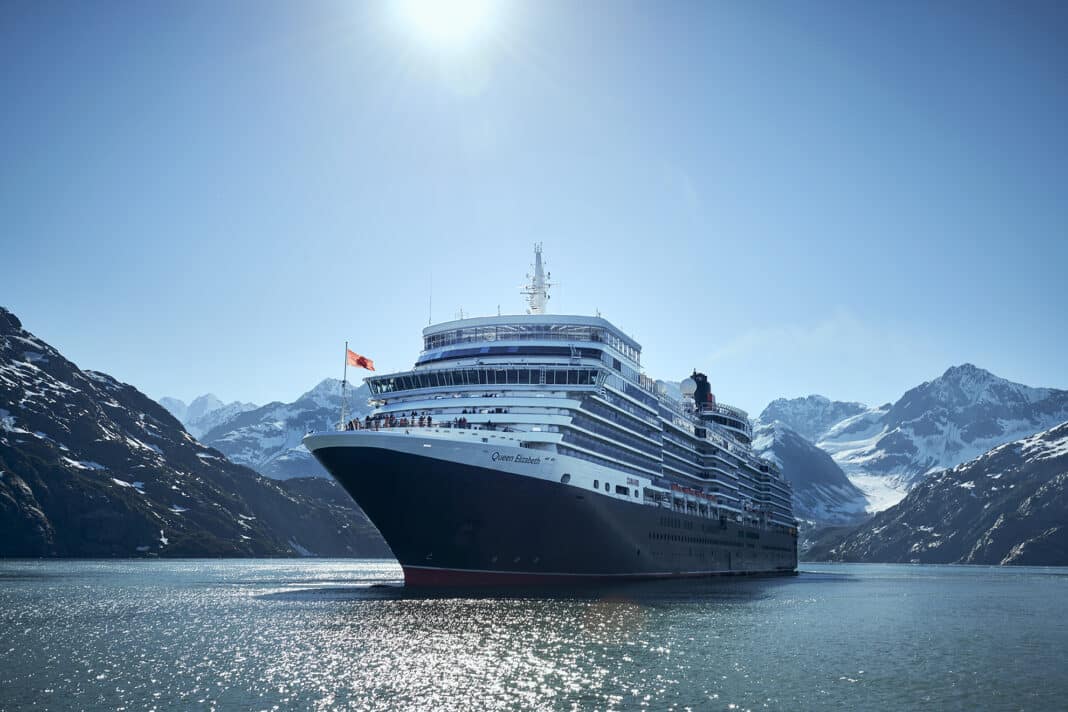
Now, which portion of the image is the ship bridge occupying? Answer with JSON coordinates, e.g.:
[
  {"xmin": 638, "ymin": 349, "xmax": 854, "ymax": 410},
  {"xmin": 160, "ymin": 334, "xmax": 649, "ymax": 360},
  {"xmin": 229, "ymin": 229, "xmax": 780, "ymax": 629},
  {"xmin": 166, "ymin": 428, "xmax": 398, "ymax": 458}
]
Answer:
[{"xmin": 420, "ymin": 314, "xmax": 641, "ymax": 367}]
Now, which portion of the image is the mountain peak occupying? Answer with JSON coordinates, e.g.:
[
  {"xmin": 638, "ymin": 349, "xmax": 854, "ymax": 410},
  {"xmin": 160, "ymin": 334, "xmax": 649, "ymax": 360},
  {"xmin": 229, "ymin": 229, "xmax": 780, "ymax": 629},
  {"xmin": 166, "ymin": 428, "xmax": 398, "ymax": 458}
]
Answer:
[
  {"xmin": 158, "ymin": 397, "xmax": 188, "ymax": 422},
  {"xmin": 758, "ymin": 395, "xmax": 870, "ymax": 444},
  {"xmin": 940, "ymin": 363, "xmax": 995, "ymax": 381},
  {"xmin": 185, "ymin": 394, "xmax": 226, "ymax": 424},
  {"xmin": 911, "ymin": 363, "xmax": 1047, "ymax": 410},
  {"xmin": 0, "ymin": 307, "xmax": 22, "ymax": 333},
  {"xmin": 303, "ymin": 378, "xmax": 342, "ymax": 397}
]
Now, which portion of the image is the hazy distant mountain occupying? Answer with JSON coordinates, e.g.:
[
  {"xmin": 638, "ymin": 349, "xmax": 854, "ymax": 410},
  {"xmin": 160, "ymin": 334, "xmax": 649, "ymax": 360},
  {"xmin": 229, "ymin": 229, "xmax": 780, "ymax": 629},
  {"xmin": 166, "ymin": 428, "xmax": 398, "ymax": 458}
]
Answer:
[
  {"xmin": 160, "ymin": 394, "xmax": 258, "ymax": 439},
  {"xmin": 158, "ymin": 396, "xmax": 188, "ymax": 422},
  {"xmin": 0, "ymin": 306, "xmax": 389, "ymax": 558},
  {"xmin": 751, "ymin": 421, "xmax": 867, "ymax": 525},
  {"xmin": 808, "ymin": 421, "xmax": 1068, "ymax": 566},
  {"xmin": 198, "ymin": 379, "xmax": 373, "ymax": 480}
]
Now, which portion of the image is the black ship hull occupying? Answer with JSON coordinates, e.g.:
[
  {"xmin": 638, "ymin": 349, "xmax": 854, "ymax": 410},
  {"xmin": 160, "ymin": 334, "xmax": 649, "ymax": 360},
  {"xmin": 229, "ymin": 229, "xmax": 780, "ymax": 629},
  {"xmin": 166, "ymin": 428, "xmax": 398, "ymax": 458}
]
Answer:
[{"xmin": 311, "ymin": 444, "xmax": 798, "ymax": 586}]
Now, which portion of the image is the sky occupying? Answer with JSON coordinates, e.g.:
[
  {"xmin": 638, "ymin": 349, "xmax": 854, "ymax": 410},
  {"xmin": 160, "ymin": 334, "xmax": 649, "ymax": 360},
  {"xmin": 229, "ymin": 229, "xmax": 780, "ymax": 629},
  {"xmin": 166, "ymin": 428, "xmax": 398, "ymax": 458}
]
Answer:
[{"xmin": 2, "ymin": 0, "xmax": 1066, "ymax": 415}]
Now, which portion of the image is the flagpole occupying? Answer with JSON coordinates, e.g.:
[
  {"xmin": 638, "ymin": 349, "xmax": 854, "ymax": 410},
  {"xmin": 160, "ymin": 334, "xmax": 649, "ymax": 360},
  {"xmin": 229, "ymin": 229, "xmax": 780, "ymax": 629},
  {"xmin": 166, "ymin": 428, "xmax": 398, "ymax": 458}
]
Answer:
[{"xmin": 340, "ymin": 340, "xmax": 349, "ymax": 430}]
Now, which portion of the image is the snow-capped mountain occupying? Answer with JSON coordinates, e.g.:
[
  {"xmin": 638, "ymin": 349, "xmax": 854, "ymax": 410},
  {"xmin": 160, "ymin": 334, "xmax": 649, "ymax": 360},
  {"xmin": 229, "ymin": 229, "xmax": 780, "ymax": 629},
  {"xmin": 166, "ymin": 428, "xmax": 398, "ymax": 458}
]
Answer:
[
  {"xmin": 197, "ymin": 379, "xmax": 372, "ymax": 480},
  {"xmin": 808, "ymin": 420, "xmax": 1068, "ymax": 566},
  {"xmin": 158, "ymin": 396, "xmax": 188, "ymax": 422},
  {"xmin": 160, "ymin": 393, "xmax": 258, "ymax": 438},
  {"xmin": 0, "ymin": 306, "xmax": 389, "ymax": 558},
  {"xmin": 760, "ymin": 365, "xmax": 1068, "ymax": 511},
  {"xmin": 758, "ymin": 395, "xmax": 870, "ymax": 444},
  {"xmin": 751, "ymin": 421, "xmax": 867, "ymax": 525}
]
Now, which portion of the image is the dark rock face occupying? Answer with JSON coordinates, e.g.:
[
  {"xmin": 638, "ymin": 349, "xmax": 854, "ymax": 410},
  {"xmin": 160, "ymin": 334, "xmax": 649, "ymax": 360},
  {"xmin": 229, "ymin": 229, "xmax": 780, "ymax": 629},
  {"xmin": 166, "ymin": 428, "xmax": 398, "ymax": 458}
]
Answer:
[
  {"xmin": 752, "ymin": 421, "xmax": 867, "ymax": 525},
  {"xmin": 807, "ymin": 421, "xmax": 1068, "ymax": 566},
  {"xmin": 0, "ymin": 306, "xmax": 389, "ymax": 558}
]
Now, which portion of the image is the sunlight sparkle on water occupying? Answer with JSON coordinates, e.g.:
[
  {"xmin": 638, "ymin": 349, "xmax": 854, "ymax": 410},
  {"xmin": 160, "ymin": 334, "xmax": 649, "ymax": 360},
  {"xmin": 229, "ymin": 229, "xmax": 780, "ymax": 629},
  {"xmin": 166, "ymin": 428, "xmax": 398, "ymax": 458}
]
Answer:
[{"xmin": 2, "ymin": 561, "xmax": 1067, "ymax": 710}]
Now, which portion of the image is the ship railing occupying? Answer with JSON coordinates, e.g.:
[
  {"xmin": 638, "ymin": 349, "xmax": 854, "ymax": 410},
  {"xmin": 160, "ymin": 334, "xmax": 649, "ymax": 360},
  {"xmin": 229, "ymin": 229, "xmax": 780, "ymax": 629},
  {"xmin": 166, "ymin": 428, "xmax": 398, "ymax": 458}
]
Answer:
[
  {"xmin": 338, "ymin": 416, "xmax": 520, "ymax": 433},
  {"xmin": 700, "ymin": 402, "xmax": 749, "ymax": 421}
]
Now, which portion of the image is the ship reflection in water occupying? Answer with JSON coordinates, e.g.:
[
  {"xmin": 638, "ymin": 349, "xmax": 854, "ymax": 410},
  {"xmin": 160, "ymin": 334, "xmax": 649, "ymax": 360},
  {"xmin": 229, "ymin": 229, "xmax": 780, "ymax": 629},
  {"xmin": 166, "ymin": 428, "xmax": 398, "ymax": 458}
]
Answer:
[{"xmin": 3, "ymin": 559, "xmax": 1067, "ymax": 711}]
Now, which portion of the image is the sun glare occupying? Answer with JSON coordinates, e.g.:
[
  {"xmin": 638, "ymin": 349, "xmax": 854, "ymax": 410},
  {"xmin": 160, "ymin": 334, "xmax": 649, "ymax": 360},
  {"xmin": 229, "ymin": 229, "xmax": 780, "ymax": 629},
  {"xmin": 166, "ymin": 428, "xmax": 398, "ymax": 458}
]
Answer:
[{"xmin": 394, "ymin": 0, "xmax": 497, "ymax": 50}]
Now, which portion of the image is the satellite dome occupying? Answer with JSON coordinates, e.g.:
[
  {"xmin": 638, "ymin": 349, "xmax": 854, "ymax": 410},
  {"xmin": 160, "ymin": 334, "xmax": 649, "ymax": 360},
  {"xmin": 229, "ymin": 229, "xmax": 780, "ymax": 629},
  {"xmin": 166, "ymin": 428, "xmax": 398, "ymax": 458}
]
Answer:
[{"xmin": 680, "ymin": 378, "xmax": 697, "ymax": 397}]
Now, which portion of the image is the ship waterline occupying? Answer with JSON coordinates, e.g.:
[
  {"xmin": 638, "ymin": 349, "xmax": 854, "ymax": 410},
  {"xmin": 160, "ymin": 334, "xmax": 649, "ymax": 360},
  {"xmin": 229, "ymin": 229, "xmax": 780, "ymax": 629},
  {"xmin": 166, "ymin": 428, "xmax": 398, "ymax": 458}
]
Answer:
[{"xmin": 305, "ymin": 245, "xmax": 798, "ymax": 585}]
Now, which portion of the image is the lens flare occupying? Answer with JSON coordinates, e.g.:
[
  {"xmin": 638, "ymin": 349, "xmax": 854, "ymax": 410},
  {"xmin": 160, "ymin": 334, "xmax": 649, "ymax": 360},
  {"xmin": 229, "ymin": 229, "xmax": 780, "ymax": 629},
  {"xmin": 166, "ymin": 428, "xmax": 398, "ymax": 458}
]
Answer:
[{"xmin": 394, "ymin": 0, "xmax": 497, "ymax": 50}]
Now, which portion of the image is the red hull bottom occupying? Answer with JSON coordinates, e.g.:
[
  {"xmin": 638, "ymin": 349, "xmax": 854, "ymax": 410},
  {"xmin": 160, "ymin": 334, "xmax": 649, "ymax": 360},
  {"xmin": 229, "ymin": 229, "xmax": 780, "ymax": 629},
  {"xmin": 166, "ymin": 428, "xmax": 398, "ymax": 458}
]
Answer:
[{"xmin": 401, "ymin": 565, "xmax": 795, "ymax": 587}]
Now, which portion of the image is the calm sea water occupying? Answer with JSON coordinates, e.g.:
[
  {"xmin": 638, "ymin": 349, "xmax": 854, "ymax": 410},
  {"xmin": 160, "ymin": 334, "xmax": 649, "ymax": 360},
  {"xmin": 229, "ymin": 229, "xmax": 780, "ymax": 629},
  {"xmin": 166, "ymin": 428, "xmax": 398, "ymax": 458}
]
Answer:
[{"xmin": 1, "ymin": 561, "xmax": 1066, "ymax": 711}]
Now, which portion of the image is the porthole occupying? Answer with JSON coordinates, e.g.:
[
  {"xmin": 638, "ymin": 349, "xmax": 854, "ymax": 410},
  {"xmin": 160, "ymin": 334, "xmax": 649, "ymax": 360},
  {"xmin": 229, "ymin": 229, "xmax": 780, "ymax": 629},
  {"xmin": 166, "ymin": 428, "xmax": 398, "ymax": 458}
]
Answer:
[
  {"xmin": 594, "ymin": 479, "xmax": 599, "ymax": 489},
  {"xmin": 604, "ymin": 482, "xmax": 610, "ymax": 492},
  {"xmin": 561, "ymin": 473, "xmax": 571, "ymax": 484}
]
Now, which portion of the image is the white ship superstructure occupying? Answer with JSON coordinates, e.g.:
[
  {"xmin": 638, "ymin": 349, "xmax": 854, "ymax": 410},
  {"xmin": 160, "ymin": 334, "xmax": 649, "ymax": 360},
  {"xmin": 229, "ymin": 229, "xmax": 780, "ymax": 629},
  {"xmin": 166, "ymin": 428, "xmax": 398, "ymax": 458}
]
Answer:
[{"xmin": 306, "ymin": 245, "xmax": 797, "ymax": 585}]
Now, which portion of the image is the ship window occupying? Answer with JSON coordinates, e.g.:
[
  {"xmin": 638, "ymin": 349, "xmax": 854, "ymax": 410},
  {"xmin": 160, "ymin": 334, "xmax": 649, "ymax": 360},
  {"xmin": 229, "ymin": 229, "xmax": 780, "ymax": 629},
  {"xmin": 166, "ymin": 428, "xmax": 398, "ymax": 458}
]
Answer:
[
  {"xmin": 561, "ymin": 473, "xmax": 570, "ymax": 484},
  {"xmin": 604, "ymin": 482, "xmax": 610, "ymax": 492},
  {"xmin": 615, "ymin": 485, "xmax": 629, "ymax": 496},
  {"xmin": 593, "ymin": 480, "xmax": 599, "ymax": 489}
]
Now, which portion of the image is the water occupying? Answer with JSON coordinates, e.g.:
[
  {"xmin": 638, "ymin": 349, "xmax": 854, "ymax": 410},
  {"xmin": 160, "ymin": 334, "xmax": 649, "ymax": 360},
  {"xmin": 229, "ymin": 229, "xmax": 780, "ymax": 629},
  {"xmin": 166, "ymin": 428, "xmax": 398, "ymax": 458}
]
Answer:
[{"xmin": 1, "ymin": 561, "xmax": 1066, "ymax": 711}]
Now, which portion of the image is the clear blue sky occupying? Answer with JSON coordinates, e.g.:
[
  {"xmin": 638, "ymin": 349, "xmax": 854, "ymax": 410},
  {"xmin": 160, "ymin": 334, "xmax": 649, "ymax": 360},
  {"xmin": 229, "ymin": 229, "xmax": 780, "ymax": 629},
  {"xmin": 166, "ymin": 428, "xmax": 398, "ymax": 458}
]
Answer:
[{"xmin": 2, "ymin": 0, "xmax": 1066, "ymax": 414}]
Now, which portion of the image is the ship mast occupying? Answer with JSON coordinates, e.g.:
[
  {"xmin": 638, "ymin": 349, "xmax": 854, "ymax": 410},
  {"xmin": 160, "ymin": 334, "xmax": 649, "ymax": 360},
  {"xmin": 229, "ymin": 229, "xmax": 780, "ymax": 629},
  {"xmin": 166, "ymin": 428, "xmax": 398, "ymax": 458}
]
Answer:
[{"xmin": 521, "ymin": 243, "xmax": 552, "ymax": 314}]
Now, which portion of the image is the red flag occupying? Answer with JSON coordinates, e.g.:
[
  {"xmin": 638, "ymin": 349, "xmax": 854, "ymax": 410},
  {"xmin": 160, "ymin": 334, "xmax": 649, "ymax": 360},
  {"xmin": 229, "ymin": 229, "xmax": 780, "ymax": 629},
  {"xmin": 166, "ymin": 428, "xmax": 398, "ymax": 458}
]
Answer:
[{"xmin": 347, "ymin": 349, "xmax": 375, "ymax": 371}]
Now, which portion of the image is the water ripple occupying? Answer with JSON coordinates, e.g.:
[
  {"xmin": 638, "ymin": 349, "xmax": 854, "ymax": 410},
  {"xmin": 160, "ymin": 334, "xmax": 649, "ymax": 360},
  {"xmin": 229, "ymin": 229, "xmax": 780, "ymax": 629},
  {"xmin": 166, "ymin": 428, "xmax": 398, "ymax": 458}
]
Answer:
[{"xmin": 1, "ymin": 560, "xmax": 1065, "ymax": 710}]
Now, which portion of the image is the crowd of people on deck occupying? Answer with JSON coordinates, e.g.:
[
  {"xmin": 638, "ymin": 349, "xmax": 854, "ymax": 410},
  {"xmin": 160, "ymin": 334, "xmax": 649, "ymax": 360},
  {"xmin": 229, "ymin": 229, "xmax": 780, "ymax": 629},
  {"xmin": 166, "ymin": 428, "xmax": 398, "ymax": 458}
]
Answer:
[{"xmin": 343, "ymin": 408, "xmax": 507, "ymax": 432}]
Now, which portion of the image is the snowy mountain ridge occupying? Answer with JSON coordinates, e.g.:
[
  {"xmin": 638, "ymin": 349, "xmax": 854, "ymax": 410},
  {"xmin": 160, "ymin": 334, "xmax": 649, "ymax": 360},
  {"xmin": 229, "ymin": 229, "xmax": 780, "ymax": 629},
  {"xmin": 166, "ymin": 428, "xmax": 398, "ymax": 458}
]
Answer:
[
  {"xmin": 160, "ymin": 393, "xmax": 258, "ymax": 438},
  {"xmin": 808, "ymin": 419, "xmax": 1068, "ymax": 566},
  {"xmin": 0, "ymin": 306, "xmax": 388, "ymax": 557},
  {"xmin": 196, "ymin": 378, "xmax": 372, "ymax": 480},
  {"xmin": 759, "ymin": 364, "xmax": 1068, "ymax": 511},
  {"xmin": 759, "ymin": 395, "xmax": 871, "ymax": 444}
]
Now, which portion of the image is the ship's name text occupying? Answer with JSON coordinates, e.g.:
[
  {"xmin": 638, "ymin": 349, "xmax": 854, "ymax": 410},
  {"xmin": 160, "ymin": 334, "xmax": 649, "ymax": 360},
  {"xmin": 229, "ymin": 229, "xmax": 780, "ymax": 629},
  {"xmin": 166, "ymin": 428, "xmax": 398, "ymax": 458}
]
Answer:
[{"xmin": 491, "ymin": 451, "xmax": 541, "ymax": 465}]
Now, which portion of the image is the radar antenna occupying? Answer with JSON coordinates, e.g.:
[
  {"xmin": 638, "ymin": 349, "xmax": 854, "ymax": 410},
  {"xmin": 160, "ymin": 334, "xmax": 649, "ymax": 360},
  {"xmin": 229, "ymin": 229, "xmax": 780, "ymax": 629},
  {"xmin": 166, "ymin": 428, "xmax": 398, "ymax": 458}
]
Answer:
[{"xmin": 520, "ymin": 243, "xmax": 552, "ymax": 314}]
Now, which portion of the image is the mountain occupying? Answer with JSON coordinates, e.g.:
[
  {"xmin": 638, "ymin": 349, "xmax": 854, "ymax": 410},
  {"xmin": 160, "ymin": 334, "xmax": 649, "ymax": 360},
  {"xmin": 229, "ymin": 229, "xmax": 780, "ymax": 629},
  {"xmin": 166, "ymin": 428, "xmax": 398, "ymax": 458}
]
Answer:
[
  {"xmin": 758, "ymin": 395, "xmax": 870, "ymax": 444},
  {"xmin": 160, "ymin": 394, "xmax": 258, "ymax": 438},
  {"xmin": 807, "ymin": 421, "xmax": 1068, "ymax": 565},
  {"xmin": 158, "ymin": 396, "xmax": 187, "ymax": 422},
  {"xmin": 821, "ymin": 365, "xmax": 1068, "ymax": 496},
  {"xmin": 761, "ymin": 366, "xmax": 1068, "ymax": 510},
  {"xmin": 197, "ymin": 379, "xmax": 373, "ymax": 480},
  {"xmin": 751, "ymin": 421, "xmax": 867, "ymax": 525},
  {"xmin": 0, "ymin": 306, "xmax": 390, "ymax": 558}
]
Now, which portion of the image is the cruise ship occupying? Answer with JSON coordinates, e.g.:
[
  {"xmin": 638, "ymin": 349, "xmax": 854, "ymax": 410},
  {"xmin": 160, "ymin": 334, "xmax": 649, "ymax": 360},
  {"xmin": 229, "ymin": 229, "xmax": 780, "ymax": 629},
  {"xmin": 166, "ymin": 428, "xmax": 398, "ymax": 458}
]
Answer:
[{"xmin": 305, "ymin": 246, "xmax": 798, "ymax": 585}]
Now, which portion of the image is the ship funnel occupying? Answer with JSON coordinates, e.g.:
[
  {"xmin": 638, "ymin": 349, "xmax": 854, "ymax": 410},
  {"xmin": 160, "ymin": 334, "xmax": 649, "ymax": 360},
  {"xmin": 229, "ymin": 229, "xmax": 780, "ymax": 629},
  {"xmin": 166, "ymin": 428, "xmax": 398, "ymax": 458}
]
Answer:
[{"xmin": 691, "ymin": 371, "xmax": 712, "ymax": 409}]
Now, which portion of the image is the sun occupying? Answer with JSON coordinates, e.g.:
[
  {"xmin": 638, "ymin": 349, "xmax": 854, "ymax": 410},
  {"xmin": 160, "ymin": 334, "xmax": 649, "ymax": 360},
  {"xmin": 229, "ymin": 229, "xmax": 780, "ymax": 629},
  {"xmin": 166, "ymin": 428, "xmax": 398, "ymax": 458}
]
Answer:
[{"xmin": 393, "ymin": 0, "xmax": 497, "ymax": 50}]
